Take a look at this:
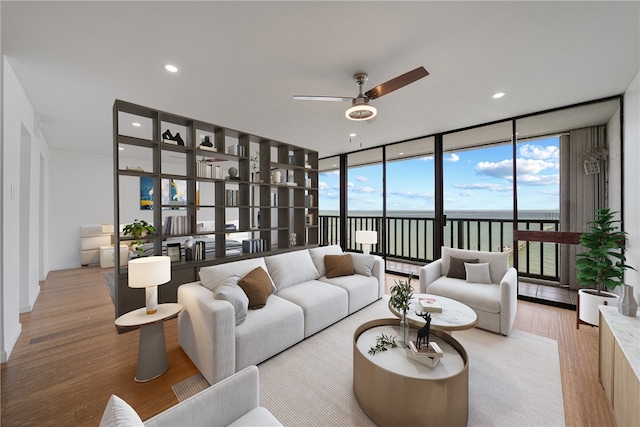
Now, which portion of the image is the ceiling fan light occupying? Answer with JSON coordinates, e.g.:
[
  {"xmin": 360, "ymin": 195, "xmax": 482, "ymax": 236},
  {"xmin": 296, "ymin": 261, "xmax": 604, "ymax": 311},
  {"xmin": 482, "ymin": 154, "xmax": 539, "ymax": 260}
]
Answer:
[{"xmin": 345, "ymin": 104, "xmax": 377, "ymax": 121}]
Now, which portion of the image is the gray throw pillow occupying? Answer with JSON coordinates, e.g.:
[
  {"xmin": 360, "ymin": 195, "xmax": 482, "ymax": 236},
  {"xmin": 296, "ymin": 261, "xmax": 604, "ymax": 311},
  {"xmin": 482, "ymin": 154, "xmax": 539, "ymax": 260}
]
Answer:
[
  {"xmin": 465, "ymin": 262, "xmax": 492, "ymax": 284},
  {"xmin": 213, "ymin": 275, "xmax": 249, "ymax": 325},
  {"xmin": 447, "ymin": 256, "xmax": 479, "ymax": 279},
  {"xmin": 351, "ymin": 253, "xmax": 376, "ymax": 277}
]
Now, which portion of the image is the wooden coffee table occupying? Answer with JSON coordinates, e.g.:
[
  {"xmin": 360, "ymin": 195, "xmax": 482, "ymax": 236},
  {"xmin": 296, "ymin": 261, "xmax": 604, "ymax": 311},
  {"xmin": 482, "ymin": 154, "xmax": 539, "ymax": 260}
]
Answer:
[
  {"xmin": 353, "ymin": 318, "xmax": 469, "ymax": 427},
  {"xmin": 388, "ymin": 293, "xmax": 478, "ymax": 332}
]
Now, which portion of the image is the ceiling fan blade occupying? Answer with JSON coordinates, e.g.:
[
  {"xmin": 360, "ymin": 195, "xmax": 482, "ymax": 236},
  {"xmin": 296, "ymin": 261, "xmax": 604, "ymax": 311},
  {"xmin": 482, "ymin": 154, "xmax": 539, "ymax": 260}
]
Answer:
[
  {"xmin": 364, "ymin": 66, "xmax": 429, "ymax": 100},
  {"xmin": 293, "ymin": 95, "xmax": 353, "ymax": 102}
]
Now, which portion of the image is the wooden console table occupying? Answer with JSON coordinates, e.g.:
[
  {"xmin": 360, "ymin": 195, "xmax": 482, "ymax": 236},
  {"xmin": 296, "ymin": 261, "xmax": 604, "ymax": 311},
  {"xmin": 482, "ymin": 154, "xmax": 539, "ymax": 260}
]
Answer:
[{"xmin": 598, "ymin": 306, "xmax": 640, "ymax": 426}]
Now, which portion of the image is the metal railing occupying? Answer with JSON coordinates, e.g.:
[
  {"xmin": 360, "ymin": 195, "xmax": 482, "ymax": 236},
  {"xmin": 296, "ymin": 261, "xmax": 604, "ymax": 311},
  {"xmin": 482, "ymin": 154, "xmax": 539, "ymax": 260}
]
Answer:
[{"xmin": 319, "ymin": 214, "xmax": 560, "ymax": 282}]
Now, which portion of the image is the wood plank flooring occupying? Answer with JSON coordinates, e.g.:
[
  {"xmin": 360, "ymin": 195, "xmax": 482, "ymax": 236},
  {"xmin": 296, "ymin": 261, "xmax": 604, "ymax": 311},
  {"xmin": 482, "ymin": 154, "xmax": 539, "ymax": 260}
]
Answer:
[{"xmin": 1, "ymin": 267, "xmax": 614, "ymax": 426}]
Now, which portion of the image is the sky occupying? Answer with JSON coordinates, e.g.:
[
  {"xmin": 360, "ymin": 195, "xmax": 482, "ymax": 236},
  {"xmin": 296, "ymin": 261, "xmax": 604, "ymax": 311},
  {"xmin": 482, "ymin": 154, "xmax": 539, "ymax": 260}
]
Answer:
[{"xmin": 319, "ymin": 137, "xmax": 560, "ymax": 212}]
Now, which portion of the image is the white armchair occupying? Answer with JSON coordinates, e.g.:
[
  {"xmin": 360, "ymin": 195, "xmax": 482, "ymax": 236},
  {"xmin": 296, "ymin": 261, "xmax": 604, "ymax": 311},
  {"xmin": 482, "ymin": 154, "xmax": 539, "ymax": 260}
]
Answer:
[
  {"xmin": 99, "ymin": 366, "xmax": 282, "ymax": 427},
  {"xmin": 419, "ymin": 247, "xmax": 518, "ymax": 336}
]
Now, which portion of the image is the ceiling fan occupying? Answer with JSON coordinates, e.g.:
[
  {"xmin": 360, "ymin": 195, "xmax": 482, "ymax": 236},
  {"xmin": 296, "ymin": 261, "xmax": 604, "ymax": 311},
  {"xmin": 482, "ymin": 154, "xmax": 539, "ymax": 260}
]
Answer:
[{"xmin": 294, "ymin": 66, "xmax": 429, "ymax": 121}]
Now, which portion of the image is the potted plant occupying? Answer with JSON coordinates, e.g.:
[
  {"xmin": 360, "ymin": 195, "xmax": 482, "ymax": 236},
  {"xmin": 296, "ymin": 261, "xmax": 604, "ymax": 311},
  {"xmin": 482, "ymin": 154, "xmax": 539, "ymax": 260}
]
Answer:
[
  {"xmin": 575, "ymin": 208, "xmax": 636, "ymax": 324},
  {"xmin": 122, "ymin": 219, "xmax": 155, "ymax": 256},
  {"xmin": 389, "ymin": 274, "xmax": 414, "ymax": 346},
  {"xmin": 250, "ymin": 151, "xmax": 267, "ymax": 183}
]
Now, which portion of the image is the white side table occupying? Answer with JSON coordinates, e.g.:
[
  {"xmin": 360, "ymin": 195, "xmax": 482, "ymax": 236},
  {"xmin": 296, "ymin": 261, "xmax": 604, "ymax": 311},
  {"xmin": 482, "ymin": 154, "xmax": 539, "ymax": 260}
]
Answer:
[{"xmin": 115, "ymin": 303, "xmax": 183, "ymax": 382}]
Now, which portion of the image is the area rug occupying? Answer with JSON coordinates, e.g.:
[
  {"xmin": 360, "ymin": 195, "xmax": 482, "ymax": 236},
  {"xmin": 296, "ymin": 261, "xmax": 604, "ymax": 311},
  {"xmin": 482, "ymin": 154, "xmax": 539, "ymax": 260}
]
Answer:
[
  {"xmin": 103, "ymin": 273, "xmax": 115, "ymax": 305},
  {"xmin": 173, "ymin": 298, "xmax": 565, "ymax": 426}
]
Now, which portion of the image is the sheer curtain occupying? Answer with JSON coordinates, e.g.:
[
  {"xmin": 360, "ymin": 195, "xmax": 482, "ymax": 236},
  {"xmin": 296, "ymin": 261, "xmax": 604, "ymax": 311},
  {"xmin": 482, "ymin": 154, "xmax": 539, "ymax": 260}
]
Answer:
[{"xmin": 559, "ymin": 126, "xmax": 607, "ymax": 290}]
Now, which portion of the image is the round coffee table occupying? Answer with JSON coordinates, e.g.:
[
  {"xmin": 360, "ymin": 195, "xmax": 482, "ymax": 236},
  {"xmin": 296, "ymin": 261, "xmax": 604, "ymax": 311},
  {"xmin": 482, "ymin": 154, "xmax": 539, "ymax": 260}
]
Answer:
[
  {"xmin": 353, "ymin": 318, "xmax": 469, "ymax": 427},
  {"xmin": 389, "ymin": 293, "xmax": 478, "ymax": 332}
]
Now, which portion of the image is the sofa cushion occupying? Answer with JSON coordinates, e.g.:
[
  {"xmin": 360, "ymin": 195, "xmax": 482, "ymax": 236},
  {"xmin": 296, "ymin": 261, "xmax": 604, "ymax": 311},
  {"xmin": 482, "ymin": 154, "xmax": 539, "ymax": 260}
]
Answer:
[
  {"xmin": 319, "ymin": 274, "xmax": 379, "ymax": 313},
  {"xmin": 325, "ymin": 254, "xmax": 355, "ymax": 278},
  {"xmin": 427, "ymin": 276, "xmax": 501, "ymax": 313},
  {"xmin": 350, "ymin": 253, "xmax": 376, "ymax": 277},
  {"xmin": 276, "ymin": 280, "xmax": 348, "ymax": 337},
  {"xmin": 265, "ymin": 250, "xmax": 319, "ymax": 291},
  {"xmin": 239, "ymin": 267, "xmax": 273, "ymax": 309},
  {"xmin": 465, "ymin": 262, "xmax": 492, "ymax": 284},
  {"xmin": 214, "ymin": 275, "xmax": 249, "ymax": 325},
  {"xmin": 447, "ymin": 256, "xmax": 479, "ymax": 279},
  {"xmin": 308, "ymin": 245, "xmax": 344, "ymax": 277},
  {"xmin": 199, "ymin": 257, "xmax": 276, "ymax": 293},
  {"xmin": 99, "ymin": 395, "xmax": 144, "ymax": 427},
  {"xmin": 235, "ymin": 295, "xmax": 304, "ymax": 371}
]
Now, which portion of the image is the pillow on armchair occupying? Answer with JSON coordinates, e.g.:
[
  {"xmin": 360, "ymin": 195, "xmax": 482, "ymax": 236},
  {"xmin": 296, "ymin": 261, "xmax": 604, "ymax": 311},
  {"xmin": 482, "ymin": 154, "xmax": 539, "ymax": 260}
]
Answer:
[{"xmin": 447, "ymin": 256, "xmax": 479, "ymax": 279}]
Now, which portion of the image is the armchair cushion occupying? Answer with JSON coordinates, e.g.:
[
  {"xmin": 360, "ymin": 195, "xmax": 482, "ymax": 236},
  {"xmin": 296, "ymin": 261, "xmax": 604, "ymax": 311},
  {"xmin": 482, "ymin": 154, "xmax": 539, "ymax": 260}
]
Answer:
[
  {"xmin": 99, "ymin": 395, "xmax": 144, "ymax": 427},
  {"xmin": 447, "ymin": 256, "xmax": 479, "ymax": 279},
  {"xmin": 465, "ymin": 262, "xmax": 492, "ymax": 284}
]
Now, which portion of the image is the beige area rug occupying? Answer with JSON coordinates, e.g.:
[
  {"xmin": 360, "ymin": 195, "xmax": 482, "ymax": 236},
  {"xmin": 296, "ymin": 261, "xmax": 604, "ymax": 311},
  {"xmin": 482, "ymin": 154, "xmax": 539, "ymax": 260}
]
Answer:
[{"xmin": 173, "ymin": 298, "xmax": 565, "ymax": 426}]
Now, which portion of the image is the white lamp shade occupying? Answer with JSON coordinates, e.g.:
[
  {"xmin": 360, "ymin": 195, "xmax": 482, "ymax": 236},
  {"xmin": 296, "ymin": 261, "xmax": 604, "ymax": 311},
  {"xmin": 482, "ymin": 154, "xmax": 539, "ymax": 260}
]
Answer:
[
  {"xmin": 128, "ymin": 256, "xmax": 171, "ymax": 288},
  {"xmin": 355, "ymin": 230, "xmax": 377, "ymax": 245}
]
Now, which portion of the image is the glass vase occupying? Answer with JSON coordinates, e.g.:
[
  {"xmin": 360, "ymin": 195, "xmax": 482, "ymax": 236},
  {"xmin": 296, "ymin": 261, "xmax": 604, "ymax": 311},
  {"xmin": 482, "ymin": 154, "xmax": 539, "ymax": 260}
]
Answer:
[{"xmin": 401, "ymin": 312, "xmax": 410, "ymax": 347}]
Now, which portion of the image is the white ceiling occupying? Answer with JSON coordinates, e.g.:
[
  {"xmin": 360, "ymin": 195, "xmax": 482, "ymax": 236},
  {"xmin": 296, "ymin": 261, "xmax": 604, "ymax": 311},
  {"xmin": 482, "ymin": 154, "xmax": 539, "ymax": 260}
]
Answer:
[{"xmin": 2, "ymin": 1, "xmax": 639, "ymax": 159}]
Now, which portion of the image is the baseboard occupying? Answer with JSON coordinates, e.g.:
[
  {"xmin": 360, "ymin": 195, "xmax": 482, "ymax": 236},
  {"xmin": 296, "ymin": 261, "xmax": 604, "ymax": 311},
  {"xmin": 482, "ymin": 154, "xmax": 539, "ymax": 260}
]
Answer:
[
  {"xmin": 1, "ymin": 323, "xmax": 22, "ymax": 363},
  {"xmin": 518, "ymin": 295, "xmax": 575, "ymax": 311}
]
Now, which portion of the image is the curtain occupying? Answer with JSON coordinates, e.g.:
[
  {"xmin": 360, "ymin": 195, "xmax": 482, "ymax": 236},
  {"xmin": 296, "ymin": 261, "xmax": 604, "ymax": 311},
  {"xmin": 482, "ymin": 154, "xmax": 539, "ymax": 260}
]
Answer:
[{"xmin": 559, "ymin": 126, "xmax": 607, "ymax": 290}]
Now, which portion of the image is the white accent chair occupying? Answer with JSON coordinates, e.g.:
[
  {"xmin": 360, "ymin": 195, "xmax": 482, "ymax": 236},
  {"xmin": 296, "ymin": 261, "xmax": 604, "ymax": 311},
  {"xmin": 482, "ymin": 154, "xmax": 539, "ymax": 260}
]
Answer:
[
  {"xmin": 99, "ymin": 366, "xmax": 282, "ymax": 427},
  {"xmin": 419, "ymin": 247, "xmax": 518, "ymax": 336}
]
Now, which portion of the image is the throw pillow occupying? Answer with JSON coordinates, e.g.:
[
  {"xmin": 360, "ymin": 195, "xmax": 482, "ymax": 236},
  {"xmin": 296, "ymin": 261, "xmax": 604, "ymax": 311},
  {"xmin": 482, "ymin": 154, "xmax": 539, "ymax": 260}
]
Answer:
[
  {"xmin": 465, "ymin": 262, "xmax": 492, "ymax": 284},
  {"xmin": 309, "ymin": 245, "xmax": 344, "ymax": 276},
  {"xmin": 238, "ymin": 267, "xmax": 273, "ymax": 309},
  {"xmin": 325, "ymin": 254, "xmax": 355, "ymax": 278},
  {"xmin": 447, "ymin": 256, "xmax": 479, "ymax": 279},
  {"xmin": 350, "ymin": 253, "xmax": 376, "ymax": 277},
  {"xmin": 99, "ymin": 395, "xmax": 145, "ymax": 427},
  {"xmin": 213, "ymin": 275, "xmax": 249, "ymax": 325}
]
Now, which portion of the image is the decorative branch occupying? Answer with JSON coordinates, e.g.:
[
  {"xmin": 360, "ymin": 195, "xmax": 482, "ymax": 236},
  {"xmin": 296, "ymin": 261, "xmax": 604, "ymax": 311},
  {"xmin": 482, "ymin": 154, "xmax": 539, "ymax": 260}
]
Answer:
[{"xmin": 368, "ymin": 333, "xmax": 398, "ymax": 355}]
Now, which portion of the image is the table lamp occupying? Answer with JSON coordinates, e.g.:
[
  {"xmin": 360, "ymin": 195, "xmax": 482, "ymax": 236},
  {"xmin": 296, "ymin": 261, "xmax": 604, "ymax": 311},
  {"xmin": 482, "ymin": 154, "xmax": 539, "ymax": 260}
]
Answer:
[
  {"xmin": 128, "ymin": 256, "xmax": 171, "ymax": 315},
  {"xmin": 356, "ymin": 230, "xmax": 377, "ymax": 256}
]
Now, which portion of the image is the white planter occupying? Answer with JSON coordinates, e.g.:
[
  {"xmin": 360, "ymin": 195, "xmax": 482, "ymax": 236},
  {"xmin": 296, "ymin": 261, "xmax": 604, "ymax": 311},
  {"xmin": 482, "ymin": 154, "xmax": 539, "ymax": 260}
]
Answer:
[{"xmin": 578, "ymin": 289, "xmax": 619, "ymax": 326}]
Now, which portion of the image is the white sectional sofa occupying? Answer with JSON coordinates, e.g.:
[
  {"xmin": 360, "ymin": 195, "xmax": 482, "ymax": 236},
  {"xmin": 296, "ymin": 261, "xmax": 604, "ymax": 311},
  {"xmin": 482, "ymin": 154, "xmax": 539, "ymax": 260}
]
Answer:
[
  {"xmin": 419, "ymin": 247, "xmax": 517, "ymax": 336},
  {"xmin": 178, "ymin": 245, "xmax": 385, "ymax": 385}
]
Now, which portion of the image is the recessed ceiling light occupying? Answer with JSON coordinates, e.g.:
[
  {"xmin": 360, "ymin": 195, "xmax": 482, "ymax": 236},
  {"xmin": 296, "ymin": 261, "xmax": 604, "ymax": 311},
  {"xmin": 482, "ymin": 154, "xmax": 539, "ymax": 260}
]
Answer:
[
  {"xmin": 398, "ymin": 152, "xmax": 404, "ymax": 155},
  {"xmin": 492, "ymin": 92, "xmax": 505, "ymax": 99},
  {"xmin": 132, "ymin": 122, "xmax": 141, "ymax": 127},
  {"xmin": 164, "ymin": 64, "xmax": 178, "ymax": 73},
  {"xmin": 349, "ymin": 133, "xmax": 357, "ymax": 137},
  {"xmin": 118, "ymin": 147, "xmax": 124, "ymax": 151},
  {"xmin": 332, "ymin": 164, "xmax": 337, "ymax": 167}
]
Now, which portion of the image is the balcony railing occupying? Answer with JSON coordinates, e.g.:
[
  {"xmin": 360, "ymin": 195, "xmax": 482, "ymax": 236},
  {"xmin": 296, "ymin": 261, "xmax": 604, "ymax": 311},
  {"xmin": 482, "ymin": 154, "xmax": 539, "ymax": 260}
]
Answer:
[{"xmin": 319, "ymin": 214, "xmax": 560, "ymax": 282}]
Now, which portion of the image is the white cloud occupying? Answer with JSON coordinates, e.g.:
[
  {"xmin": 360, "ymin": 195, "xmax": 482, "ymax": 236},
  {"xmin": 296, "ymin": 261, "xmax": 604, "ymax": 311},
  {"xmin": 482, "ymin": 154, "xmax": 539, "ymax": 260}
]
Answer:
[
  {"xmin": 476, "ymin": 158, "xmax": 555, "ymax": 179},
  {"xmin": 318, "ymin": 181, "xmax": 328, "ymax": 190},
  {"xmin": 519, "ymin": 144, "xmax": 559, "ymax": 161},
  {"xmin": 446, "ymin": 153, "xmax": 460, "ymax": 162},
  {"xmin": 348, "ymin": 181, "xmax": 355, "ymax": 188},
  {"xmin": 420, "ymin": 156, "xmax": 434, "ymax": 161},
  {"xmin": 517, "ymin": 174, "xmax": 559, "ymax": 186},
  {"xmin": 458, "ymin": 191, "xmax": 474, "ymax": 197},
  {"xmin": 360, "ymin": 186, "xmax": 375, "ymax": 193},
  {"xmin": 453, "ymin": 183, "xmax": 501, "ymax": 190},
  {"xmin": 355, "ymin": 175, "xmax": 369, "ymax": 182}
]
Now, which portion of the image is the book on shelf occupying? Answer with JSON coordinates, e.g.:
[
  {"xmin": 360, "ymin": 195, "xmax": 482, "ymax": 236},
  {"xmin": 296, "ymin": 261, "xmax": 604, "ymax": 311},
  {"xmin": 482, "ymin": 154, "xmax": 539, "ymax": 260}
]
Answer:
[
  {"xmin": 125, "ymin": 166, "xmax": 145, "ymax": 172},
  {"xmin": 418, "ymin": 297, "xmax": 443, "ymax": 313},
  {"xmin": 407, "ymin": 340, "xmax": 444, "ymax": 358}
]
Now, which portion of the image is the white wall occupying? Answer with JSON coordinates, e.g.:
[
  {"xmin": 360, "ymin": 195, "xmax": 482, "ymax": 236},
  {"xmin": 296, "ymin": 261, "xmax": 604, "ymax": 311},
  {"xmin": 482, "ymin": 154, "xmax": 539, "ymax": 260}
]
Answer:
[
  {"xmin": 2, "ymin": 56, "xmax": 50, "ymax": 362},
  {"xmin": 49, "ymin": 150, "xmax": 113, "ymax": 270},
  {"xmin": 623, "ymin": 70, "xmax": 640, "ymax": 302}
]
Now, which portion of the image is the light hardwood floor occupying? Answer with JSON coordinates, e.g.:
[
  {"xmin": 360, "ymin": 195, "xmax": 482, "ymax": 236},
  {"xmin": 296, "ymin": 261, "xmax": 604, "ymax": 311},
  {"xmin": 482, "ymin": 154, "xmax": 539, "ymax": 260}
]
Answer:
[{"xmin": 1, "ymin": 267, "xmax": 614, "ymax": 426}]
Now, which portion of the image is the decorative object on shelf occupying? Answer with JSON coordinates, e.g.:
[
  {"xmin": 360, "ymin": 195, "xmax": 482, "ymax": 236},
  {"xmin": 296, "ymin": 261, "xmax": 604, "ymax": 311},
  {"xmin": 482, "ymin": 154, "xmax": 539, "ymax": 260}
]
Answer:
[
  {"xmin": 167, "ymin": 243, "xmax": 181, "ymax": 262},
  {"xmin": 161, "ymin": 129, "xmax": 185, "ymax": 146},
  {"xmin": 290, "ymin": 233, "xmax": 297, "ymax": 247},
  {"xmin": 184, "ymin": 238, "xmax": 195, "ymax": 261},
  {"xmin": 128, "ymin": 256, "xmax": 171, "ymax": 315},
  {"xmin": 272, "ymin": 169, "xmax": 281, "ymax": 184},
  {"xmin": 367, "ymin": 333, "xmax": 398, "ymax": 355},
  {"xmin": 122, "ymin": 219, "xmax": 155, "ymax": 256},
  {"xmin": 389, "ymin": 274, "xmax": 414, "ymax": 347},
  {"xmin": 201, "ymin": 136, "xmax": 213, "ymax": 147},
  {"xmin": 228, "ymin": 167, "xmax": 239, "ymax": 180},
  {"xmin": 140, "ymin": 177, "xmax": 153, "ymax": 210},
  {"xmin": 575, "ymin": 208, "xmax": 636, "ymax": 322},
  {"xmin": 355, "ymin": 230, "xmax": 377, "ymax": 255},
  {"xmin": 250, "ymin": 151, "xmax": 267, "ymax": 183},
  {"xmin": 414, "ymin": 311, "xmax": 432, "ymax": 350},
  {"xmin": 618, "ymin": 284, "xmax": 638, "ymax": 317},
  {"xmin": 305, "ymin": 213, "xmax": 314, "ymax": 226}
]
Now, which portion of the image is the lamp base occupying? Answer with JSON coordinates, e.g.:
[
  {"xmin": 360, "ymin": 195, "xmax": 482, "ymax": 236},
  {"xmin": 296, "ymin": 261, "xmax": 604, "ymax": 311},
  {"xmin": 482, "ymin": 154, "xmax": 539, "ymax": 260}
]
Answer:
[
  {"xmin": 363, "ymin": 245, "xmax": 371, "ymax": 256},
  {"xmin": 145, "ymin": 286, "xmax": 158, "ymax": 315}
]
